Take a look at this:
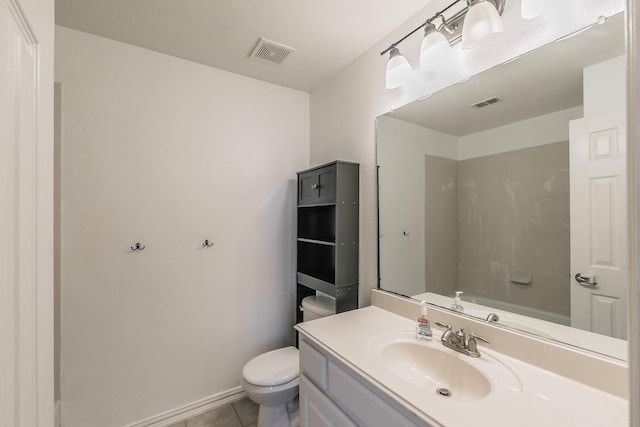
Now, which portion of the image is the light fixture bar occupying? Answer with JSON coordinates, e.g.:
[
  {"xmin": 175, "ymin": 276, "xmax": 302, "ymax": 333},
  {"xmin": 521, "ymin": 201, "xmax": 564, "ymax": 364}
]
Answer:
[
  {"xmin": 380, "ymin": 0, "xmax": 463, "ymax": 57},
  {"xmin": 380, "ymin": 0, "xmax": 505, "ymax": 56}
]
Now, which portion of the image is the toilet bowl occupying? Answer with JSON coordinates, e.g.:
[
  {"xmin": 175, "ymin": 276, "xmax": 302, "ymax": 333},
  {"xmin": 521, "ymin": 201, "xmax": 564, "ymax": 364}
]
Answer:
[
  {"xmin": 241, "ymin": 294, "xmax": 336, "ymax": 427},
  {"xmin": 241, "ymin": 346, "xmax": 300, "ymax": 427}
]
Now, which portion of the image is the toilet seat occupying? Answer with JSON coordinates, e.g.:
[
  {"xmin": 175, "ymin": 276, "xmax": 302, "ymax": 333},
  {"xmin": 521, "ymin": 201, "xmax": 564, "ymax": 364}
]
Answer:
[{"xmin": 242, "ymin": 346, "xmax": 299, "ymax": 386}]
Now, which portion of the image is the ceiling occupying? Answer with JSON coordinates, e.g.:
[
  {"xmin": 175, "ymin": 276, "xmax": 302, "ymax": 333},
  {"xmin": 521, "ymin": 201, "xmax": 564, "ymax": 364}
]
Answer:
[
  {"xmin": 55, "ymin": 0, "xmax": 430, "ymax": 92},
  {"xmin": 385, "ymin": 13, "xmax": 625, "ymax": 136}
]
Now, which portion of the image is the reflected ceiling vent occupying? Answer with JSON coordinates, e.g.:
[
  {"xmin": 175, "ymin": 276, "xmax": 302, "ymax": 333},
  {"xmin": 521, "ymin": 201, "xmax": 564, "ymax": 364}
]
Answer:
[
  {"xmin": 250, "ymin": 38, "xmax": 295, "ymax": 65},
  {"xmin": 471, "ymin": 97, "xmax": 501, "ymax": 108}
]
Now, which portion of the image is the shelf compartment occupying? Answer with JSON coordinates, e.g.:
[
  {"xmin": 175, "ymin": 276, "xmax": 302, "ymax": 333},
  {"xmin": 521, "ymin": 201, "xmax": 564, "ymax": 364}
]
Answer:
[
  {"xmin": 298, "ymin": 205, "xmax": 336, "ymax": 242},
  {"xmin": 297, "ymin": 273, "xmax": 336, "ymax": 296},
  {"xmin": 297, "ymin": 241, "xmax": 335, "ymax": 284},
  {"xmin": 296, "ymin": 274, "xmax": 358, "ymax": 313}
]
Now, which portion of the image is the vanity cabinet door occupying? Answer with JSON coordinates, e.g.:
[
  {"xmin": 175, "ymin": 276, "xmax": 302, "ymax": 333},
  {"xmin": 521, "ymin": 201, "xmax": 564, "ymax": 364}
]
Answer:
[
  {"xmin": 300, "ymin": 339, "xmax": 329, "ymax": 390},
  {"xmin": 300, "ymin": 375, "xmax": 358, "ymax": 427},
  {"xmin": 298, "ymin": 336, "xmax": 432, "ymax": 427},
  {"xmin": 327, "ymin": 362, "xmax": 421, "ymax": 427}
]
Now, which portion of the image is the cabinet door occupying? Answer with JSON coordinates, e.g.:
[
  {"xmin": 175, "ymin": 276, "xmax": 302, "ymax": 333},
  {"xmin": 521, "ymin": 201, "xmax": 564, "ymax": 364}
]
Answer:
[
  {"xmin": 300, "ymin": 375, "xmax": 357, "ymax": 427},
  {"xmin": 327, "ymin": 362, "xmax": 419, "ymax": 427},
  {"xmin": 298, "ymin": 164, "xmax": 337, "ymax": 205},
  {"xmin": 315, "ymin": 166, "xmax": 336, "ymax": 203},
  {"xmin": 299, "ymin": 171, "xmax": 321, "ymax": 204}
]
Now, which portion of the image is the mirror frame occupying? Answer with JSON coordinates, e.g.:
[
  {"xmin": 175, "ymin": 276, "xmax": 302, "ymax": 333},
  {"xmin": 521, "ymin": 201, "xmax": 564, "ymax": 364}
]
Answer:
[{"xmin": 626, "ymin": 0, "xmax": 639, "ymax": 421}]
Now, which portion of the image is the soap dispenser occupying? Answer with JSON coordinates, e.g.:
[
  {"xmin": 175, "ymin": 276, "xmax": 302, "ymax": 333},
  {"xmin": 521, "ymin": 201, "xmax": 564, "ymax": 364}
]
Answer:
[
  {"xmin": 451, "ymin": 291, "xmax": 464, "ymax": 312},
  {"xmin": 416, "ymin": 302, "xmax": 432, "ymax": 340}
]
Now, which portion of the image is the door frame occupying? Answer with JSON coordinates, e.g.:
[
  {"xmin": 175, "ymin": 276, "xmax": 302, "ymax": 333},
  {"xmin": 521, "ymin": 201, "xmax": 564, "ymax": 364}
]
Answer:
[
  {"xmin": 626, "ymin": 1, "xmax": 640, "ymax": 424},
  {"xmin": 1, "ymin": 0, "xmax": 54, "ymax": 426}
]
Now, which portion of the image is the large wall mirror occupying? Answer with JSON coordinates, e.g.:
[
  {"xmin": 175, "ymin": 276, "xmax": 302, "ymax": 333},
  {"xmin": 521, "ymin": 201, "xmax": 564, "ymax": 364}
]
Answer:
[{"xmin": 376, "ymin": 12, "xmax": 627, "ymax": 361}]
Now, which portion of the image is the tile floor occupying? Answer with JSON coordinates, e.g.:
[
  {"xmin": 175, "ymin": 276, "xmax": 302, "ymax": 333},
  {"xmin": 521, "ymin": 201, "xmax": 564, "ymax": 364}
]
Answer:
[{"xmin": 168, "ymin": 397, "xmax": 259, "ymax": 427}]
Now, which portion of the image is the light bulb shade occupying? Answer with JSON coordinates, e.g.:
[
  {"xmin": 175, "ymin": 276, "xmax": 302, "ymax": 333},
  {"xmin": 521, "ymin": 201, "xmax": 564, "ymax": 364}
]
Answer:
[
  {"xmin": 385, "ymin": 48, "xmax": 412, "ymax": 89},
  {"xmin": 420, "ymin": 29, "xmax": 451, "ymax": 73},
  {"xmin": 521, "ymin": 0, "xmax": 543, "ymax": 19},
  {"xmin": 461, "ymin": 0, "xmax": 504, "ymax": 49}
]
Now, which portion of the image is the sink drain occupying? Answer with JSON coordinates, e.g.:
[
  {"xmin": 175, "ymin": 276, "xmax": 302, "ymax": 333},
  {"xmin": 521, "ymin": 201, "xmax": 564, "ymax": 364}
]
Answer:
[{"xmin": 436, "ymin": 388, "xmax": 452, "ymax": 398}]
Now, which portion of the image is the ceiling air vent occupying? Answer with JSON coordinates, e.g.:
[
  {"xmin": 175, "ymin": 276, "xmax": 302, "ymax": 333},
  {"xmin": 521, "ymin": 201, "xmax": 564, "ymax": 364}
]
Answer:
[
  {"xmin": 250, "ymin": 38, "xmax": 295, "ymax": 65},
  {"xmin": 471, "ymin": 97, "xmax": 501, "ymax": 108}
]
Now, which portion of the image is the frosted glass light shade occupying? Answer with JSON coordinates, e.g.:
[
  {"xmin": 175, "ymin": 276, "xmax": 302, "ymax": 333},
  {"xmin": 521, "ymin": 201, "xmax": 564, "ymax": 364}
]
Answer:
[
  {"xmin": 461, "ymin": 0, "xmax": 504, "ymax": 49},
  {"xmin": 420, "ymin": 29, "xmax": 451, "ymax": 73},
  {"xmin": 521, "ymin": 0, "xmax": 544, "ymax": 19},
  {"xmin": 385, "ymin": 48, "xmax": 412, "ymax": 89}
]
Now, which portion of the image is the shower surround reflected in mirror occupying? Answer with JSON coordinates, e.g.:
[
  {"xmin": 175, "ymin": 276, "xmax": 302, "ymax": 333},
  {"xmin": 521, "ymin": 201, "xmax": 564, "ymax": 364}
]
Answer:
[{"xmin": 376, "ymin": 13, "xmax": 628, "ymax": 360}]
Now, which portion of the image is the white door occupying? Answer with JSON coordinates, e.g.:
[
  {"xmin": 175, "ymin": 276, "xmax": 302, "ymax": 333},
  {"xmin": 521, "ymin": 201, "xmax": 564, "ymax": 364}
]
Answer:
[
  {"xmin": 0, "ymin": 0, "xmax": 53, "ymax": 426},
  {"xmin": 570, "ymin": 110, "xmax": 627, "ymax": 339}
]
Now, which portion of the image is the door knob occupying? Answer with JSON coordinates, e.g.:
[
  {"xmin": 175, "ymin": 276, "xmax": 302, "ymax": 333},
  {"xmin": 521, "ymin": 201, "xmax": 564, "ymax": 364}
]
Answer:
[{"xmin": 575, "ymin": 273, "xmax": 598, "ymax": 287}]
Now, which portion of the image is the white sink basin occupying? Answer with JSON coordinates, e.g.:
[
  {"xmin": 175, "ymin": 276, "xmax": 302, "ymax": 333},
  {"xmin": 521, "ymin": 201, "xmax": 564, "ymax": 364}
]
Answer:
[
  {"xmin": 380, "ymin": 341, "xmax": 491, "ymax": 400},
  {"xmin": 371, "ymin": 331, "xmax": 522, "ymax": 402}
]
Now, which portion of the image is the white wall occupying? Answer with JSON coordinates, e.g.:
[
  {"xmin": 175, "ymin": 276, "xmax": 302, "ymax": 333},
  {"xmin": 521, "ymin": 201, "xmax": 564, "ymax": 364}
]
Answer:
[
  {"xmin": 55, "ymin": 26, "xmax": 309, "ymax": 427},
  {"xmin": 310, "ymin": 0, "xmax": 624, "ymax": 308},
  {"xmin": 376, "ymin": 116, "xmax": 457, "ymax": 295},
  {"xmin": 583, "ymin": 55, "xmax": 626, "ymax": 117},
  {"xmin": 458, "ymin": 106, "xmax": 583, "ymax": 159}
]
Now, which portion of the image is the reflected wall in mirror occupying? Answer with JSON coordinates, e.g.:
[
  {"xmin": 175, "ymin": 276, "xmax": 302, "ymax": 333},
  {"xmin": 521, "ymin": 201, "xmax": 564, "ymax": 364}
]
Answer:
[{"xmin": 376, "ymin": 13, "xmax": 628, "ymax": 361}]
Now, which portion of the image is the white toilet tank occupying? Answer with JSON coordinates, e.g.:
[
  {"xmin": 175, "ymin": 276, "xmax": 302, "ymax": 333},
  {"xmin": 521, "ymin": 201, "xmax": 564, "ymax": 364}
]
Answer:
[{"xmin": 301, "ymin": 294, "xmax": 336, "ymax": 321}]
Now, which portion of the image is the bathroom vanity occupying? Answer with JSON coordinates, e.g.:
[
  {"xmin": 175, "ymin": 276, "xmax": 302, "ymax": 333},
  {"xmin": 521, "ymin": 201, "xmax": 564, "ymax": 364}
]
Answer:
[
  {"xmin": 294, "ymin": 291, "xmax": 628, "ymax": 427},
  {"xmin": 298, "ymin": 338, "xmax": 422, "ymax": 427}
]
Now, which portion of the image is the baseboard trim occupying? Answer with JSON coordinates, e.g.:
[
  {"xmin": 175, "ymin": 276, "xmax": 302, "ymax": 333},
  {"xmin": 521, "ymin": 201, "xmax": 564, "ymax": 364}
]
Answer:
[{"xmin": 124, "ymin": 387, "xmax": 246, "ymax": 427}]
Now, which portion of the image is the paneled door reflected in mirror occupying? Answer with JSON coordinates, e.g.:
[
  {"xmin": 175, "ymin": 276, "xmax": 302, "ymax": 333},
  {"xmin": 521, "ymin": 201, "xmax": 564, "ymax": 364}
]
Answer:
[{"xmin": 376, "ymin": 13, "xmax": 627, "ymax": 360}]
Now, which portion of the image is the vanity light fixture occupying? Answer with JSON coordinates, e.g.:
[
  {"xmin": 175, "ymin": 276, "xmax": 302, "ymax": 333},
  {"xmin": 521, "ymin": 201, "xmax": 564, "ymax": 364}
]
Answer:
[
  {"xmin": 420, "ymin": 18, "xmax": 453, "ymax": 73},
  {"xmin": 386, "ymin": 47, "xmax": 412, "ymax": 89},
  {"xmin": 461, "ymin": 0, "xmax": 504, "ymax": 48},
  {"xmin": 381, "ymin": 0, "xmax": 506, "ymax": 88},
  {"xmin": 520, "ymin": 0, "xmax": 544, "ymax": 19}
]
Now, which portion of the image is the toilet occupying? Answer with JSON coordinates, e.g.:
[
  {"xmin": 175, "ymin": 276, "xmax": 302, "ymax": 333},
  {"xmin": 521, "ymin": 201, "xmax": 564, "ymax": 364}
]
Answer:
[
  {"xmin": 300, "ymin": 293, "xmax": 336, "ymax": 321},
  {"xmin": 241, "ymin": 294, "xmax": 335, "ymax": 427}
]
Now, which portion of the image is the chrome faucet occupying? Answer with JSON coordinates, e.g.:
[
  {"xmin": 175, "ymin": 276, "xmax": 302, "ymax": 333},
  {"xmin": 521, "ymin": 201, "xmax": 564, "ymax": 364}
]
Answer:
[{"xmin": 435, "ymin": 322, "xmax": 490, "ymax": 358}]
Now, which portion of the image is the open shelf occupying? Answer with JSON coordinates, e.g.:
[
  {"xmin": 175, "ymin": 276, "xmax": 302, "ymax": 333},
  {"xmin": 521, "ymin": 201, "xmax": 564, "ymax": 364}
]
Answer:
[
  {"xmin": 298, "ymin": 205, "xmax": 336, "ymax": 242},
  {"xmin": 297, "ymin": 241, "xmax": 335, "ymax": 284}
]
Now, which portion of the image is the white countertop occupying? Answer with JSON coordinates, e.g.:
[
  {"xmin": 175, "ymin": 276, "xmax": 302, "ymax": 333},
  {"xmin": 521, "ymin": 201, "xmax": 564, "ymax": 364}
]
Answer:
[{"xmin": 295, "ymin": 306, "xmax": 628, "ymax": 427}]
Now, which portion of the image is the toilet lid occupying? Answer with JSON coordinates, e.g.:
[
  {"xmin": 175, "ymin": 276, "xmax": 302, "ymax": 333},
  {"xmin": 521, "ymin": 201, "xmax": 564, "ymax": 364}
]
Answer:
[{"xmin": 242, "ymin": 346, "xmax": 299, "ymax": 386}]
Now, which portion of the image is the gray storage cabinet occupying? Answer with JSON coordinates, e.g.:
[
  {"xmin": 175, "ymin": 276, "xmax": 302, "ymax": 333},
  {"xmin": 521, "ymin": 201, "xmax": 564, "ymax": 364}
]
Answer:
[{"xmin": 296, "ymin": 161, "xmax": 359, "ymax": 323}]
